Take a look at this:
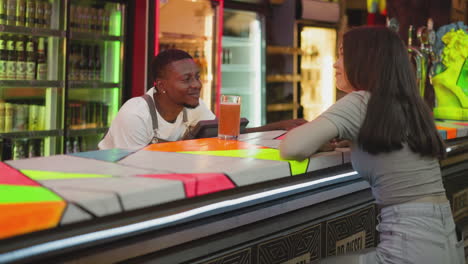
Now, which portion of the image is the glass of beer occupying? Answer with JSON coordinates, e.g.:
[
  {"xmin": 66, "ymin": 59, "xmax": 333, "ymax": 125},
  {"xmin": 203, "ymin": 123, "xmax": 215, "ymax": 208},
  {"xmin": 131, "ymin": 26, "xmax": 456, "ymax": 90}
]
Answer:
[{"xmin": 218, "ymin": 95, "xmax": 241, "ymax": 140}]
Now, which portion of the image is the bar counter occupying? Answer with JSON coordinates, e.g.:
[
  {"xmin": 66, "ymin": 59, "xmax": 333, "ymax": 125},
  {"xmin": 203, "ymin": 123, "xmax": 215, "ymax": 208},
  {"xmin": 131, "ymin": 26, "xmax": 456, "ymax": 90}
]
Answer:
[{"xmin": 0, "ymin": 120, "xmax": 467, "ymax": 263}]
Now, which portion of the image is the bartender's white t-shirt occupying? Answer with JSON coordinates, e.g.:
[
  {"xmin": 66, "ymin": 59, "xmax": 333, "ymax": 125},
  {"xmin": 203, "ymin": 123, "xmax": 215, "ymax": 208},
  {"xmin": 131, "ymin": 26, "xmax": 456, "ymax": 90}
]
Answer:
[{"xmin": 98, "ymin": 87, "xmax": 215, "ymax": 150}]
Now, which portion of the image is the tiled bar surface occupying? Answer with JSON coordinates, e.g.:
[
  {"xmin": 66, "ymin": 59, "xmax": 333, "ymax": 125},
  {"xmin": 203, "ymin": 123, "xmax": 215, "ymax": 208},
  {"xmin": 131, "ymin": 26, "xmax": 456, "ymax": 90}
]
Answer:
[{"xmin": 0, "ymin": 120, "xmax": 466, "ymax": 263}]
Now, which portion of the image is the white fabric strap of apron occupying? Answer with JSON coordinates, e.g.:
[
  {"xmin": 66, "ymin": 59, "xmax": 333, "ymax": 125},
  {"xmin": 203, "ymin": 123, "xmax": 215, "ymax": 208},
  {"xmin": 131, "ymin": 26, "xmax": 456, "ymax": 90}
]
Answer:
[{"xmin": 142, "ymin": 94, "xmax": 187, "ymax": 144}]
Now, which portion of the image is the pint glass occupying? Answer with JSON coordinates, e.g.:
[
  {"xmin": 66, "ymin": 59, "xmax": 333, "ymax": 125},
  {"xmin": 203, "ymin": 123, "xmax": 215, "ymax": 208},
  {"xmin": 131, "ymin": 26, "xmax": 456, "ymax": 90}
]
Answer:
[{"xmin": 218, "ymin": 95, "xmax": 241, "ymax": 140}]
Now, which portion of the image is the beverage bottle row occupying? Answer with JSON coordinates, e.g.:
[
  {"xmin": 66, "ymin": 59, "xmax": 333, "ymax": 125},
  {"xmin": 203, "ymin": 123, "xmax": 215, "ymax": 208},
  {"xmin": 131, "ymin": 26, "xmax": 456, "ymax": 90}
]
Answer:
[
  {"xmin": 0, "ymin": 138, "xmax": 44, "ymax": 160},
  {"xmin": 222, "ymin": 48, "xmax": 232, "ymax": 64},
  {"xmin": 70, "ymin": 4, "xmax": 111, "ymax": 34},
  {"xmin": 67, "ymin": 101, "xmax": 108, "ymax": 129},
  {"xmin": 0, "ymin": 135, "xmax": 96, "ymax": 160},
  {"xmin": 0, "ymin": 34, "xmax": 47, "ymax": 80},
  {"xmin": 0, "ymin": 101, "xmax": 46, "ymax": 133},
  {"xmin": 0, "ymin": 0, "xmax": 52, "ymax": 29},
  {"xmin": 68, "ymin": 43, "xmax": 101, "ymax": 81},
  {"xmin": 65, "ymin": 136, "xmax": 85, "ymax": 154}
]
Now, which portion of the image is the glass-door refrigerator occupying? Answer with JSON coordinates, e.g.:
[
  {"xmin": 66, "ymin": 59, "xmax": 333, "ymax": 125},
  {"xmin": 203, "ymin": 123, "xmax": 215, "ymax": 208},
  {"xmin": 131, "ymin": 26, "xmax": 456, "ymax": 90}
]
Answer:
[
  {"xmin": 0, "ymin": 0, "xmax": 66, "ymax": 160},
  {"xmin": 65, "ymin": 0, "xmax": 126, "ymax": 153},
  {"xmin": 298, "ymin": 24, "xmax": 337, "ymax": 121},
  {"xmin": 151, "ymin": 0, "xmax": 223, "ymax": 112},
  {"xmin": 296, "ymin": 0, "xmax": 340, "ymax": 121},
  {"xmin": 221, "ymin": 8, "xmax": 265, "ymax": 127}
]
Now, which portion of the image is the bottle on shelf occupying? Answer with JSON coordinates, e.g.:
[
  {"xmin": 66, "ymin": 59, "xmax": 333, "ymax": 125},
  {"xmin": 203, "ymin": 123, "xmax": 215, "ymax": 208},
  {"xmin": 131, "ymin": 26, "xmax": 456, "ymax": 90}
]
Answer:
[
  {"xmin": 87, "ymin": 44, "xmax": 94, "ymax": 80},
  {"xmin": 81, "ymin": 6, "xmax": 89, "ymax": 32},
  {"xmin": 75, "ymin": 5, "xmax": 83, "ymax": 32},
  {"xmin": 65, "ymin": 137, "xmax": 72, "ymax": 153},
  {"xmin": 96, "ymin": 8, "xmax": 103, "ymax": 33},
  {"xmin": 37, "ymin": 103, "xmax": 44, "ymax": 129},
  {"xmin": 69, "ymin": 4, "xmax": 76, "ymax": 30},
  {"xmin": 78, "ymin": 44, "xmax": 88, "ymax": 80},
  {"xmin": 68, "ymin": 43, "xmax": 76, "ymax": 80},
  {"xmin": 199, "ymin": 50, "xmax": 207, "ymax": 80},
  {"xmin": 71, "ymin": 43, "xmax": 81, "ymax": 80},
  {"xmin": 193, "ymin": 49, "xmax": 200, "ymax": 66},
  {"xmin": 12, "ymin": 103, "xmax": 27, "ymax": 131},
  {"xmin": 36, "ymin": 37, "xmax": 47, "ymax": 80},
  {"xmin": 102, "ymin": 9, "xmax": 110, "ymax": 34},
  {"xmin": 13, "ymin": 138, "xmax": 27, "ymax": 159},
  {"xmin": 72, "ymin": 137, "xmax": 80, "ymax": 152},
  {"xmin": 4, "ymin": 102, "xmax": 12, "ymax": 132},
  {"xmin": 15, "ymin": 0, "xmax": 25, "ymax": 27},
  {"xmin": 90, "ymin": 7, "xmax": 98, "ymax": 33},
  {"xmin": 93, "ymin": 45, "xmax": 100, "ymax": 81},
  {"xmin": 24, "ymin": 0, "xmax": 34, "ymax": 27},
  {"xmin": 0, "ymin": 101, "xmax": 5, "ymax": 132},
  {"xmin": 42, "ymin": 0, "xmax": 50, "ymax": 28},
  {"xmin": 0, "ymin": 0, "xmax": 6, "ymax": 25},
  {"xmin": 28, "ymin": 103, "xmax": 39, "ymax": 130},
  {"xmin": 6, "ymin": 34, "xmax": 17, "ymax": 80},
  {"xmin": 27, "ymin": 138, "xmax": 43, "ymax": 157},
  {"xmin": 25, "ymin": 35, "xmax": 35, "ymax": 80},
  {"xmin": 16, "ymin": 35, "xmax": 26, "ymax": 80},
  {"xmin": 6, "ymin": 0, "xmax": 16, "ymax": 26},
  {"xmin": 0, "ymin": 34, "xmax": 7, "ymax": 80},
  {"xmin": 34, "ymin": 0, "xmax": 44, "ymax": 28}
]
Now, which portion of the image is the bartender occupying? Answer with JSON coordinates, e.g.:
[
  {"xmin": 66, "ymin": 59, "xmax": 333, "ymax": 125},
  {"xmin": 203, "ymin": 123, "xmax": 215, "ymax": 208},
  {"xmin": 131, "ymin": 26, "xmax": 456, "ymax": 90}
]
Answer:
[{"xmin": 99, "ymin": 49, "xmax": 306, "ymax": 150}]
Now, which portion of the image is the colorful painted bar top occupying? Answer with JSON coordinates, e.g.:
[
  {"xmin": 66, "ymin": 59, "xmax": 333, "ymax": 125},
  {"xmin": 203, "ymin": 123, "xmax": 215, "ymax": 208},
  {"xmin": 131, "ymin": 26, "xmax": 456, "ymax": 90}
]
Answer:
[
  {"xmin": 436, "ymin": 120, "xmax": 468, "ymax": 139},
  {"xmin": 0, "ymin": 124, "xmax": 466, "ymax": 240}
]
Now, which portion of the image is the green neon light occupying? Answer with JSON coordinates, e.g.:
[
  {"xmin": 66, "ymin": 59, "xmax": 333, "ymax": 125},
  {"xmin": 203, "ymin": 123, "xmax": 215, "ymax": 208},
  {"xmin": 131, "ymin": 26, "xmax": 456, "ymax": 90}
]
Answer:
[
  {"xmin": 0, "ymin": 185, "xmax": 63, "ymax": 204},
  {"xmin": 110, "ymin": 9, "xmax": 122, "ymax": 119},
  {"xmin": 182, "ymin": 148, "xmax": 308, "ymax": 175},
  {"xmin": 21, "ymin": 170, "xmax": 113, "ymax": 180}
]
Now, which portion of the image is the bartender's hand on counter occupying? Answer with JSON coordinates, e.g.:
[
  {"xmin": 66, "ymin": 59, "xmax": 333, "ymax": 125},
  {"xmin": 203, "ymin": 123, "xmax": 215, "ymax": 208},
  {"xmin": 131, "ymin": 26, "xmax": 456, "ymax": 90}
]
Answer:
[{"xmin": 245, "ymin": 118, "xmax": 307, "ymax": 133}]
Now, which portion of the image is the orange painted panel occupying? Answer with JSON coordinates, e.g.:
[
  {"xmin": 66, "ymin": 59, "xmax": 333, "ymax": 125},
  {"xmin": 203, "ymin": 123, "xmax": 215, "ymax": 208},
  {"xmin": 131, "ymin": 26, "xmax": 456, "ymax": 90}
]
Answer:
[
  {"xmin": 436, "ymin": 125, "xmax": 457, "ymax": 139},
  {"xmin": 0, "ymin": 201, "xmax": 66, "ymax": 239},
  {"xmin": 144, "ymin": 138, "xmax": 267, "ymax": 152}
]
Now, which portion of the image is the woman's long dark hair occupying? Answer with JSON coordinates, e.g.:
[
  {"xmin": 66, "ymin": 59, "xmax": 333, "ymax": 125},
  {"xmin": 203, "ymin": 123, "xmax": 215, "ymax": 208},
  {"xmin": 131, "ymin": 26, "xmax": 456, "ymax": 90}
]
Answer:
[{"xmin": 343, "ymin": 26, "xmax": 445, "ymax": 158}]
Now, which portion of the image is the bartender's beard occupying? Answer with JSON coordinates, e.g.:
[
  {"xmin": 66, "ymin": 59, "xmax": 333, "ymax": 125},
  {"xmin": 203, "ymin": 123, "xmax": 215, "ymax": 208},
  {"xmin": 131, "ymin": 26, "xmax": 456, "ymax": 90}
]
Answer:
[{"xmin": 183, "ymin": 102, "xmax": 199, "ymax": 109}]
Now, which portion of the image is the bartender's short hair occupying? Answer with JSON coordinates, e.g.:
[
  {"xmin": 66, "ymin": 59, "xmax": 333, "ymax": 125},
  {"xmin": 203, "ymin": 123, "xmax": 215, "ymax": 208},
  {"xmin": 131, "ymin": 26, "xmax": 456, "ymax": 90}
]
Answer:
[{"xmin": 152, "ymin": 49, "xmax": 193, "ymax": 80}]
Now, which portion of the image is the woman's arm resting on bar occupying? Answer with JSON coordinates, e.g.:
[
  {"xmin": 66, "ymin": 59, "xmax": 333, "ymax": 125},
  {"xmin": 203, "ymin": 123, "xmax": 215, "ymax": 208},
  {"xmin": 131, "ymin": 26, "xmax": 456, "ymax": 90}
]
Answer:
[
  {"xmin": 245, "ymin": 118, "xmax": 308, "ymax": 133},
  {"xmin": 279, "ymin": 117, "xmax": 339, "ymax": 161}
]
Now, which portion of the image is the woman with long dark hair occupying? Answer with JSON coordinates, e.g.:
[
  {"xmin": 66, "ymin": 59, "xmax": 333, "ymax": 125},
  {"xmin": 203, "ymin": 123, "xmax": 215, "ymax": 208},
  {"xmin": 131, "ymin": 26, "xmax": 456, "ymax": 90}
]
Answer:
[{"xmin": 280, "ymin": 26, "xmax": 464, "ymax": 263}]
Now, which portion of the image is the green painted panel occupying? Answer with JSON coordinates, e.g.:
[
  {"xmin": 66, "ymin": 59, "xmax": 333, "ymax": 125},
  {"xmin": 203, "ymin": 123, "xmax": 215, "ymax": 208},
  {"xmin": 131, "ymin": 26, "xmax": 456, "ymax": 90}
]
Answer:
[
  {"xmin": 21, "ymin": 170, "xmax": 112, "ymax": 180},
  {"xmin": 0, "ymin": 185, "xmax": 62, "ymax": 204},
  {"xmin": 182, "ymin": 149, "xmax": 308, "ymax": 175}
]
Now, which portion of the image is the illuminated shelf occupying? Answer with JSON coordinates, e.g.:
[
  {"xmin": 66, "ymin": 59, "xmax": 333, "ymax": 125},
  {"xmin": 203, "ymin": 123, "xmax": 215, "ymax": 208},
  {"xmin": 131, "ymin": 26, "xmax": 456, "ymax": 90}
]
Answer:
[
  {"xmin": 222, "ymin": 36, "xmax": 253, "ymax": 47},
  {"xmin": 0, "ymin": 24, "xmax": 66, "ymax": 37},
  {"xmin": 0, "ymin": 80, "xmax": 64, "ymax": 88},
  {"xmin": 266, "ymin": 74, "xmax": 301, "ymax": 83},
  {"xmin": 221, "ymin": 87, "xmax": 253, "ymax": 95},
  {"xmin": 0, "ymin": 129, "xmax": 61, "ymax": 139},
  {"xmin": 68, "ymin": 81, "xmax": 120, "ymax": 89},
  {"xmin": 67, "ymin": 127, "xmax": 109, "ymax": 137},
  {"xmin": 267, "ymin": 45, "xmax": 318, "ymax": 56},
  {"xmin": 267, "ymin": 103, "xmax": 299, "ymax": 112},
  {"xmin": 159, "ymin": 32, "xmax": 209, "ymax": 44},
  {"xmin": 69, "ymin": 31, "xmax": 123, "ymax": 41},
  {"xmin": 221, "ymin": 64, "xmax": 254, "ymax": 72}
]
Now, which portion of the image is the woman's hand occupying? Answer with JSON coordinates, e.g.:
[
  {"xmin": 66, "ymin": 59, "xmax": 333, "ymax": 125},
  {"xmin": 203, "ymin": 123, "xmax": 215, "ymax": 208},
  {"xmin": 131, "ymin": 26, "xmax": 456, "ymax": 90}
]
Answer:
[{"xmin": 318, "ymin": 139, "xmax": 351, "ymax": 152}]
